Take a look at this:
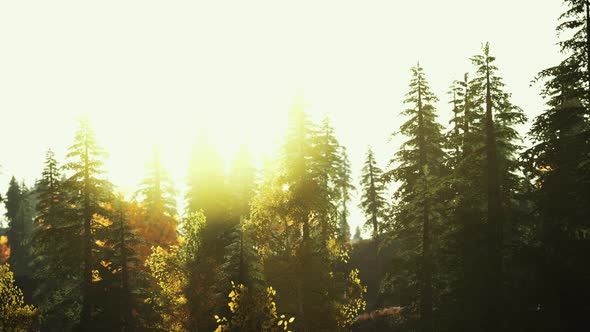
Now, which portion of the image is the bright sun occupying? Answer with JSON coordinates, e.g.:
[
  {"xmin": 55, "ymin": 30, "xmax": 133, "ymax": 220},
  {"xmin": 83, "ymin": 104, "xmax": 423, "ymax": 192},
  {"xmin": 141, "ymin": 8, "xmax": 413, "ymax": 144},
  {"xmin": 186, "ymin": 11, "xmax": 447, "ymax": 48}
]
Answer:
[{"xmin": 85, "ymin": 93, "xmax": 302, "ymax": 202}]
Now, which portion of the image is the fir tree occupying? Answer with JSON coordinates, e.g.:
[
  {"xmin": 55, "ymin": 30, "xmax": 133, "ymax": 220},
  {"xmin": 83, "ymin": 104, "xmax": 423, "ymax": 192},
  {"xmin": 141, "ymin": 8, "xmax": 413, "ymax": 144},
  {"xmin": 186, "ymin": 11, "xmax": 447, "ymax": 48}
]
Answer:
[
  {"xmin": 136, "ymin": 147, "xmax": 178, "ymax": 252},
  {"xmin": 4, "ymin": 177, "xmax": 33, "ymax": 278},
  {"xmin": 228, "ymin": 144, "xmax": 257, "ymax": 222},
  {"xmin": 336, "ymin": 146, "xmax": 355, "ymax": 243},
  {"xmin": 137, "ymin": 147, "xmax": 177, "ymax": 218},
  {"xmin": 64, "ymin": 117, "xmax": 113, "ymax": 329},
  {"xmin": 387, "ymin": 63, "xmax": 446, "ymax": 332},
  {"xmin": 523, "ymin": 1, "xmax": 590, "ymax": 328},
  {"xmin": 31, "ymin": 150, "xmax": 83, "ymax": 331},
  {"xmin": 360, "ymin": 147, "xmax": 387, "ymax": 241},
  {"xmin": 470, "ymin": 43, "xmax": 526, "ymax": 331}
]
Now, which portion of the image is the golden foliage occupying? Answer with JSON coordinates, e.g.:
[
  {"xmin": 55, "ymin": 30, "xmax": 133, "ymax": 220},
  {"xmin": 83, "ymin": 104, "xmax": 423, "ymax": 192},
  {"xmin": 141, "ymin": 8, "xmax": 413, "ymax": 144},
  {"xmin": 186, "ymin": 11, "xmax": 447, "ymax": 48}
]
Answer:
[
  {"xmin": 336, "ymin": 269, "xmax": 367, "ymax": 329},
  {"xmin": 0, "ymin": 264, "xmax": 38, "ymax": 331},
  {"xmin": 0, "ymin": 236, "xmax": 10, "ymax": 264},
  {"xmin": 144, "ymin": 245, "xmax": 189, "ymax": 332},
  {"xmin": 214, "ymin": 282, "xmax": 295, "ymax": 332}
]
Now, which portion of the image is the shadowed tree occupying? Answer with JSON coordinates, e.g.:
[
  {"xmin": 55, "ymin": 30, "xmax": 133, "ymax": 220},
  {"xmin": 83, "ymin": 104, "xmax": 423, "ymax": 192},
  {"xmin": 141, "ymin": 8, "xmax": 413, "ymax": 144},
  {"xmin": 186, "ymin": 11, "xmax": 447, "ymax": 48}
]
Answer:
[
  {"xmin": 470, "ymin": 43, "xmax": 526, "ymax": 331},
  {"xmin": 386, "ymin": 63, "xmax": 446, "ymax": 332},
  {"xmin": 523, "ymin": 1, "xmax": 590, "ymax": 328},
  {"xmin": 336, "ymin": 146, "xmax": 355, "ymax": 243},
  {"xmin": 64, "ymin": 117, "xmax": 113, "ymax": 330},
  {"xmin": 360, "ymin": 147, "xmax": 387, "ymax": 242}
]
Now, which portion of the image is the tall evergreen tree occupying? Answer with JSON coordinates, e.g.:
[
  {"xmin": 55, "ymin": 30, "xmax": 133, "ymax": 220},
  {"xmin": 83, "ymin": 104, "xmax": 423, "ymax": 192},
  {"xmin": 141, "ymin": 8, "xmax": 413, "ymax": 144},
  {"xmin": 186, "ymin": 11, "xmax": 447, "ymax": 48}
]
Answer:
[
  {"xmin": 4, "ymin": 177, "xmax": 21, "ymax": 228},
  {"xmin": 136, "ymin": 147, "xmax": 177, "ymax": 253},
  {"xmin": 137, "ymin": 147, "xmax": 177, "ymax": 218},
  {"xmin": 228, "ymin": 144, "xmax": 257, "ymax": 221},
  {"xmin": 310, "ymin": 117, "xmax": 342, "ymax": 243},
  {"xmin": 64, "ymin": 117, "xmax": 113, "ymax": 329},
  {"xmin": 109, "ymin": 196, "xmax": 141, "ymax": 332},
  {"xmin": 470, "ymin": 43, "xmax": 526, "ymax": 331},
  {"xmin": 386, "ymin": 63, "xmax": 446, "ymax": 332},
  {"xmin": 359, "ymin": 147, "xmax": 387, "ymax": 312},
  {"xmin": 523, "ymin": 1, "xmax": 590, "ymax": 328},
  {"xmin": 336, "ymin": 146, "xmax": 355, "ymax": 243},
  {"xmin": 185, "ymin": 133, "xmax": 232, "ymax": 331},
  {"xmin": 4, "ymin": 176, "xmax": 35, "ymax": 285},
  {"xmin": 249, "ymin": 98, "xmax": 366, "ymax": 332},
  {"xmin": 31, "ymin": 150, "xmax": 82, "ymax": 331},
  {"xmin": 359, "ymin": 147, "xmax": 387, "ymax": 242},
  {"xmin": 4, "ymin": 177, "xmax": 24, "ymax": 277}
]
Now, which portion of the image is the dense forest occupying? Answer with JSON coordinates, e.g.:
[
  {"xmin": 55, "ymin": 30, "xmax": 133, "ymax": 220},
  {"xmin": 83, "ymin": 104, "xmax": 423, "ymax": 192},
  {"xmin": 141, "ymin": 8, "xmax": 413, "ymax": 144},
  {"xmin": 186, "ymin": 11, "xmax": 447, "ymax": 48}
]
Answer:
[{"xmin": 1, "ymin": 1, "xmax": 590, "ymax": 331}]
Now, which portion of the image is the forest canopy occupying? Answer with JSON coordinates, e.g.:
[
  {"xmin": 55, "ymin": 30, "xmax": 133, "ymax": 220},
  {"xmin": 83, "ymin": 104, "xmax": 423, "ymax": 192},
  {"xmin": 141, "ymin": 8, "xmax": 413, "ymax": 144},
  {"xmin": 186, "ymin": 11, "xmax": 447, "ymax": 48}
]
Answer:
[{"xmin": 1, "ymin": 1, "xmax": 590, "ymax": 331}]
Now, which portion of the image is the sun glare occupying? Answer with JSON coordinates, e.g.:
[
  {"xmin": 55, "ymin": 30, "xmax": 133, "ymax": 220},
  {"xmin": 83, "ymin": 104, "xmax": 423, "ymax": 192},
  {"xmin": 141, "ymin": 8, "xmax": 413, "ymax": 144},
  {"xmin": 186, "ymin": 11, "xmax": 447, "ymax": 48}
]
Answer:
[{"xmin": 84, "ymin": 93, "xmax": 306, "ymax": 201}]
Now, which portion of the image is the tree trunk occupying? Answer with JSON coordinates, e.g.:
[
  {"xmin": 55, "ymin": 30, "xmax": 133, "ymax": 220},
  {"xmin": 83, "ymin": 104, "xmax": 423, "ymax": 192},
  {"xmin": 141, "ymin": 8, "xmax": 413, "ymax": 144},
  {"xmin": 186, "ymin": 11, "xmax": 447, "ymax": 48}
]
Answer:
[
  {"xmin": 417, "ymin": 74, "xmax": 434, "ymax": 332},
  {"xmin": 484, "ymin": 58, "xmax": 503, "ymax": 332},
  {"xmin": 120, "ymin": 208, "xmax": 133, "ymax": 332},
  {"xmin": 81, "ymin": 140, "xmax": 92, "ymax": 330}
]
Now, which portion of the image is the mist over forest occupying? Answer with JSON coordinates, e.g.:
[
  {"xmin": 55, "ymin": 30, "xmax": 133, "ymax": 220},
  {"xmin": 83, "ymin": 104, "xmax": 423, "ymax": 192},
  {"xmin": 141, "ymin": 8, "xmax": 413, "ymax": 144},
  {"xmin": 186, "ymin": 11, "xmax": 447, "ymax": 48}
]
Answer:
[{"xmin": 1, "ymin": 1, "xmax": 589, "ymax": 331}]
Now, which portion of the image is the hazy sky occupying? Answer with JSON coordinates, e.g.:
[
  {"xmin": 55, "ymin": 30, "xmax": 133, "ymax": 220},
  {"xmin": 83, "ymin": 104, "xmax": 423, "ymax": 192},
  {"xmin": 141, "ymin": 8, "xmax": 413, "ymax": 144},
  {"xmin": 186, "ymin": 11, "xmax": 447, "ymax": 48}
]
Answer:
[{"xmin": 0, "ymin": 1, "xmax": 564, "ymax": 234}]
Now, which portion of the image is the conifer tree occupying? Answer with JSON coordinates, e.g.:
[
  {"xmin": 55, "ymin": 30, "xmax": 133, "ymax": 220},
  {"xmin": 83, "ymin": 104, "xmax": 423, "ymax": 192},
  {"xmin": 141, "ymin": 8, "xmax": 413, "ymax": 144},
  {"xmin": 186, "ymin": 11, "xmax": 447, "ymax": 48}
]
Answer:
[
  {"xmin": 64, "ymin": 117, "xmax": 113, "ymax": 329},
  {"xmin": 336, "ymin": 146, "xmax": 355, "ymax": 243},
  {"xmin": 249, "ymin": 98, "xmax": 366, "ymax": 332},
  {"xmin": 523, "ymin": 1, "xmax": 590, "ymax": 328},
  {"xmin": 228, "ymin": 144, "xmax": 257, "ymax": 221},
  {"xmin": 224, "ymin": 146, "xmax": 261, "ymax": 293},
  {"xmin": 4, "ymin": 177, "xmax": 34, "ymax": 278},
  {"xmin": 360, "ymin": 147, "xmax": 387, "ymax": 241},
  {"xmin": 446, "ymin": 78, "xmax": 466, "ymax": 167},
  {"xmin": 470, "ymin": 43, "xmax": 526, "ymax": 331},
  {"xmin": 136, "ymin": 148, "xmax": 177, "ymax": 253},
  {"xmin": 311, "ymin": 117, "xmax": 342, "ymax": 243},
  {"xmin": 387, "ymin": 63, "xmax": 446, "ymax": 332},
  {"xmin": 137, "ymin": 147, "xmax": 177, "ymax": 218},
  {"xmin": 185, "ymin": 135, "xmax": 232, "ymax": 330},
  {"xmin": 31, "ymin": 150, "xmax": 83, "ymax": 330},
  {"xmin": 359, "ymin": 147, "xmax": 387, "ymax": 312},
  {"xmin": 109, "ymin": 196, "xmax": 141, "ymax": 332}
]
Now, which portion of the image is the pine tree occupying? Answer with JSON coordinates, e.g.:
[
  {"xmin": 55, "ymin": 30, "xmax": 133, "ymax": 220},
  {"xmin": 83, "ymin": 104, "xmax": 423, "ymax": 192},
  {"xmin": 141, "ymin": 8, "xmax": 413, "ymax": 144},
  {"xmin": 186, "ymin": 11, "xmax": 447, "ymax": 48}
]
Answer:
[
  {"xmin": 310, "ymin": 117, "xmax": 342, "ymax": 244},
  {"xmin": 185, "ymin": 134, "xmax": 232, "ymax": 331},
  {"xmin": 225, "ymin": 145, "xmax": 261, "ymax": 291},
  {"xmin": 137, "ymin": 147, "xmax": 177, "ymax": 218},
  {"xmin": 31, "ymin": 150, "xmax": 83, "ymax": 330},
  {"xmin": 228, "ymin": 144, "xmax": 257, "ymax": 221},
  {"xmin": 523, "ymin": 1, "xmax": 590, "ymax": 328},
  {"xmin": 4, "ymin": 177, "xmax": 29, "ymax": 278},
  {"xmin": 110, "ymin": 196, "xmax": 141, "ymax": 332},
  {"xmin": 64, "ymin": 117, "xmax": 113, "ymax": 329},
  {"xmin": 279, "ymin": 98, "xmax": 323, "ymax": 331},
  {"xmin": 387, "ymin": 63, "xmax": 446, "ymax": 332},
  {"xmin": 136, "ymin": 147, "xmax": 178, "ymax": 253},
  {"xmin": 360, "ymin": 147, "xmax": 387, "ymax": 241},
  {"xmin": 249, "ymin": 98, "xmax": 366, "ymax": 332},
  {"xmin": 336, "ymin": 146, "xmax": 355, "ymax": 243},
  {"xmin": 445, "ymin": 76, "xmax": 470, "ymax": 168},
  {"xmin": 359, "ymin": 147, "xmax": 387, "ymax": 312},
  {"xmin": 470, "ymin": 43, "xmax": 526, "ymax": 331},
  {"xmin": 4, "ymin": 177, "xmax": 21, "ymax": 228}
]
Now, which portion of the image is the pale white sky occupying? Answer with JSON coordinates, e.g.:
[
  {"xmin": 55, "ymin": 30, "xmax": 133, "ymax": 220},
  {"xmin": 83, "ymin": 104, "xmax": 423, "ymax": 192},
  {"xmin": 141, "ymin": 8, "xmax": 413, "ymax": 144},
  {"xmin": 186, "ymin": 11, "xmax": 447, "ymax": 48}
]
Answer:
[{"xmin": 0, "ymin": 0, "xmax": 564, "ymax": 234}]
